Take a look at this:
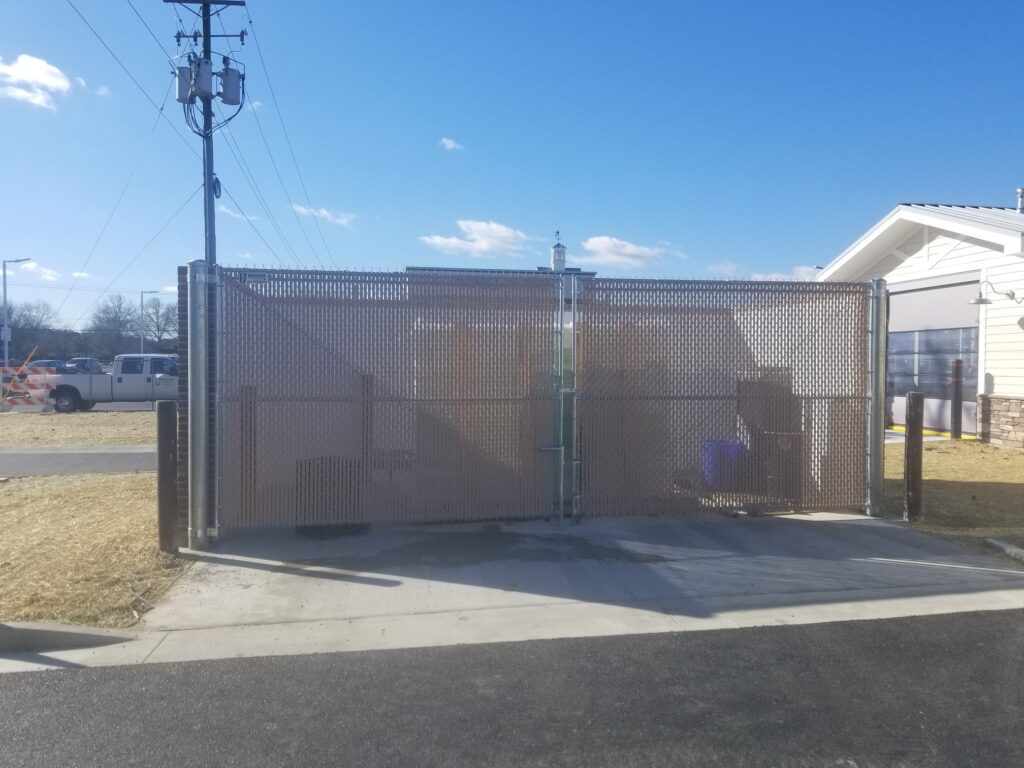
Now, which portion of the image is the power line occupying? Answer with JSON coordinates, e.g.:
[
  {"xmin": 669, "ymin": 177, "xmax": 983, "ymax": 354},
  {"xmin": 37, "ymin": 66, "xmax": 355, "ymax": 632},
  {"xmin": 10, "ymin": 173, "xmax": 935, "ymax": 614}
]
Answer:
[
  {"xmin": 218, "ymin": 183, "xmax": 289, "ymax": 267},
  {"xmin": 215, "ymin": 111, "xmax": 305, "ymax": 267},
  {"xmin": 52, "ymin": 79, "xmax": 176, "ymax": 320},
  {"xmin": 71, "ymin": 185, "xmax": 203, "ymax": 329},
  {"xmin": 245, "ymin": 1, "xmax": 338, "ymax": 268},
  {"xmin": 8, "ymin": 282, "xmax": 172, "ymax": 295},
  {"xmin": 64, "ymin": 0, "xmax": 200, "ymax": 161},
  {"xmin": 125, "ymin": 0, "xmax": 173, "ymax": 61}
]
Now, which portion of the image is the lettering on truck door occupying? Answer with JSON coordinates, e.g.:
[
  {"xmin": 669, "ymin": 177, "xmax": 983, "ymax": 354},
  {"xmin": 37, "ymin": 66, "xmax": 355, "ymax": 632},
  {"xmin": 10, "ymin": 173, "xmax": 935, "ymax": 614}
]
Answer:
[{"xmin": 151, "ymin": 357, "xmax": 179, "ymax": 400}]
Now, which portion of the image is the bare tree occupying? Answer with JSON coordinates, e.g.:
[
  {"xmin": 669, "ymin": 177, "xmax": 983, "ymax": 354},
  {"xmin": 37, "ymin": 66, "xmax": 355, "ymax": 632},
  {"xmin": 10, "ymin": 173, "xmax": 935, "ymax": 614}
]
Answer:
[
  {"xmin": 10, "ymin": 300, "xmax": 59, "ymax": 330},
  {"xmin": 143, "ymin": 297, "xmax": 177, "ymax": 343},
  {"xmin": 87, "ymin": 295, "xmax": 139, "ymax": 359}
]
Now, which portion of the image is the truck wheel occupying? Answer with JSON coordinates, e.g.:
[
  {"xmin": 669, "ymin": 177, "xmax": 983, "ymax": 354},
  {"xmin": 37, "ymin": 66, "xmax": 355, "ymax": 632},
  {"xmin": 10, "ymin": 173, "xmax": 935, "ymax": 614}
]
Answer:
[
  {"xmin": 78, "ymin": 400, "xmax": 96, "ymax": 411},
  {"xmin": 54, "ymin": 392, "xmax": 80, "ymax": 414}
]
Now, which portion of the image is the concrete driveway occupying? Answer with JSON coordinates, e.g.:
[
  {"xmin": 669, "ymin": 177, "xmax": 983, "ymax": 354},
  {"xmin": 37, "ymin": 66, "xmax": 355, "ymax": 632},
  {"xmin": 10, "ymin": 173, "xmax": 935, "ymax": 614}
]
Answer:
[
  {"xmin": 6, "ymin": 511, "xmax": 1024, "ymax": 671},
  {"xmin": 144, "ymin": 513, "xmax": 1024, "ymax": 655}
]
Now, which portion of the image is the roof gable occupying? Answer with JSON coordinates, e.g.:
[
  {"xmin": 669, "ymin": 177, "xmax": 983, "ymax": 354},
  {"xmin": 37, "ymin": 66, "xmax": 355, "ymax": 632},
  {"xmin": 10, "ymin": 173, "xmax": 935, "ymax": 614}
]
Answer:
[{"xmin": 818, "ymin": 204, "xmax": 1024, "ymax": 282}]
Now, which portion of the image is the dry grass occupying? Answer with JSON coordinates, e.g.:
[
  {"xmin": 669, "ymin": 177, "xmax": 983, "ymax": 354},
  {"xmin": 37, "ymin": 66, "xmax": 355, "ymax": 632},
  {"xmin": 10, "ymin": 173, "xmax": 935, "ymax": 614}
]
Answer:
[
  {"xmin": 0, "ymin": 473, "xmax": 186, "ymax": 627},
  {"xmin": 0, "ymin": 411, "xmax": 156, "ymax": 447},
  {"xmin": 884, "ymin": 441, "xmax": 1024, "ymax": 550}
]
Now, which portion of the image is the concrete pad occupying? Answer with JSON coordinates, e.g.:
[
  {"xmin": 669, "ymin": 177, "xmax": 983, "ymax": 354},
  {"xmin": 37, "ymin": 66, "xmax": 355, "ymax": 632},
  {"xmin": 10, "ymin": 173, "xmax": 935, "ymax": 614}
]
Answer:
[{"xmin": 7, "ymin": 513, "xmax": 1024, "ymax": 672}]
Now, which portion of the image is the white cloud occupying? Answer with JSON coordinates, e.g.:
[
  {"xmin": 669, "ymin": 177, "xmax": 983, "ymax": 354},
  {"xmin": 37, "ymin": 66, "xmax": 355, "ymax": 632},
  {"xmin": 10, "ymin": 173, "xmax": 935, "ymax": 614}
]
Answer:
[
  {"xmin": 439, "ymin": 137, "xmax": 464, "ymax": 151},
  {"xmin": 748, "ymin": 265, "xmax": 820, "ymax": 281},
  {"xmin": 571, "ymin": 236, "xmax": 662, "ymax": 269},
  {"xmin": 0, "ymin": 54, "xmax": 70, "ymax": 110},
  {"xmin": 248, "ymin": 99, "xmax": 263, "ymax": 111},
  {"xmin": 291, "ymin": 204, "xmax": 356, "ymax": 228},
  {"xmin": 420, "ymin": 220, "xmax": 528, "ymax": 257},
  {"xmin": 161, "ymin": 285, "xmax": 177, "ymax": 294},
  {"xmin": 94, "ymin": 85, "xmax": 111, "ymax": 97},
  {"xmin": 19, "ymin": 261, "xmax": 60, "ymax": 281},
  {"xmin": 218, "ymin": 203, "xmax": 257, "ymax": 221},
  {"xmin": 75, "ymin": 76, "xmax": 87, "ymax": 88},
  {"xmin": 71, "ymin": 271, "xmax": 91, "ymax": 279},
  {"xmin": 707, "ymin": 261, "xmax": 740, "ymax": 277}
]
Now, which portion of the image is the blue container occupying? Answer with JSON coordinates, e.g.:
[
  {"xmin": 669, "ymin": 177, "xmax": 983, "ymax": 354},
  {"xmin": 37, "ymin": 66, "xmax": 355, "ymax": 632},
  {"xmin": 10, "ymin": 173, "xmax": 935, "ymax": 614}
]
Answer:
[{"xmin": 702, "ymin": 440, "xmax": 745, "ymax": 489}]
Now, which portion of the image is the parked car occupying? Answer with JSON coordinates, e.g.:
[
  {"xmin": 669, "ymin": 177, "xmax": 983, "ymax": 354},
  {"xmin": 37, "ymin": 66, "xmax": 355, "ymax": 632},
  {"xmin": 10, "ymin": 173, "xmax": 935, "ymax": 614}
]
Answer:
[
  {"xmin": 46, "ymin": 354, "xmax": 180, "ymax": 412},
  {"xmin": 29, "ymin": 359, "xmax": 71, "ymax": 371},
  {"xmin": 66, "ymin": 357, "xmax": 104, "ymax": 375}
]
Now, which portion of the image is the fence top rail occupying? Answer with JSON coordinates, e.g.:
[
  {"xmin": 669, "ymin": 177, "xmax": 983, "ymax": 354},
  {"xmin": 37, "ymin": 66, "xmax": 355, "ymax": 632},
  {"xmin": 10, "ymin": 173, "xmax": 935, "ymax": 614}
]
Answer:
[{"xmin": 214, "ymin": 265, "xmax": 871, "ymax": 293}]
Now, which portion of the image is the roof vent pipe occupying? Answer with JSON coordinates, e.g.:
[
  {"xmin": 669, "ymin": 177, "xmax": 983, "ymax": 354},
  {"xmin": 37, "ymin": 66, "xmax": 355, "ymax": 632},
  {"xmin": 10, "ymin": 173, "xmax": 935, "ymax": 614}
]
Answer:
[{"xmin": 1017, "ymin": 187, "xmax": 1024, "ymax": 213}]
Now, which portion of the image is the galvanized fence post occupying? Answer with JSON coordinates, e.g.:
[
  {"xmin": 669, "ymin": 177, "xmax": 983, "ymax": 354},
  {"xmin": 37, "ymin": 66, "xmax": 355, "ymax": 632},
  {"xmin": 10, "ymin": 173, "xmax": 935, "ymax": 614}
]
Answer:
[
  {"xmin": 188, "ymin": 259, "xmax": 210, "ymax": 549},
  {"xmin": 867, "ymin": 278, "xmax": 888, "ymax": 516}
]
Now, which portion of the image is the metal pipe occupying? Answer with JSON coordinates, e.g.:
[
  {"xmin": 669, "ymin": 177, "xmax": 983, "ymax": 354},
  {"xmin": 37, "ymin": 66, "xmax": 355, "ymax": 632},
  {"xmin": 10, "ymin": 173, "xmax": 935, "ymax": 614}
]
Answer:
[
  {"xmin": 556, "ymin": 274, "xmax": 565, "ymax": 523},
  {"xmin": 188, "ymin": 259, "xmax": 210, "ymax": 549},
  {"xmin": 2, "ymin": 258, "xmax": 30, "ymax": 369},
  {"xmin": 139, "ymin": 290, "xmax": 158, "ymax": 353},
  {"xmin": 867, "ymin": 277, "xmax": 888, "ymax": 516},
  {"xmin": 570, "ymin": 273, "xmax": 580, "ymax": 520}
]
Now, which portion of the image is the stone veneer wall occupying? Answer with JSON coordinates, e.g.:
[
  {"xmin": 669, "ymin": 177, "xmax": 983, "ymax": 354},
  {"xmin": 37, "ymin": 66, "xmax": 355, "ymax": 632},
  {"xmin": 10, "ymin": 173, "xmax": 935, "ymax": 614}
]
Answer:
[{"xmin": 978, "ymin": 395, "xmax": 1024, "ymax": 448}]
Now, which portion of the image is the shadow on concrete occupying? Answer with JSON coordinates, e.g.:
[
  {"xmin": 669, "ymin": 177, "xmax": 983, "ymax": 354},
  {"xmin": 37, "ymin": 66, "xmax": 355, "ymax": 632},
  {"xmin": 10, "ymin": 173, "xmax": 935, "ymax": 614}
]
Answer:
[
  {"xmin": 0, "ymin": 623, "xmax": 134, "ymax": 655},
  {"xmin": 177, "ymin": 513, "xmax": 1024, "ymax": 627}
]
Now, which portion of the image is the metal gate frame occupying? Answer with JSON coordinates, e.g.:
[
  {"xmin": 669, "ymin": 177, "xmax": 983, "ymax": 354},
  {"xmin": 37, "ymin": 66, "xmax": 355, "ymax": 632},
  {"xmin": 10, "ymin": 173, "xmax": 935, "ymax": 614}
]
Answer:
[{"xmin": 184, "ymin": 266, "xmax": 887, "ymax": 540}]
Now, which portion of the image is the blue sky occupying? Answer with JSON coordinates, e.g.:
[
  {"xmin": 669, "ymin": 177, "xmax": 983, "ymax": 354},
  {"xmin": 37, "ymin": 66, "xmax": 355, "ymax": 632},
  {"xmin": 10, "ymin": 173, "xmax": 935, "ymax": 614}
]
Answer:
[{"xmin": 2, "ymin": 1, "xmax": 1024, "ymax": 327}]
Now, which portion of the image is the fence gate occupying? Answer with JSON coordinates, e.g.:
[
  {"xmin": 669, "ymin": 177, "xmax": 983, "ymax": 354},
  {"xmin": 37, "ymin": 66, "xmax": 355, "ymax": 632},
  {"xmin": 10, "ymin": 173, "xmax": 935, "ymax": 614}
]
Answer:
[
  {"xmin": 193, "ymin": 267, "xmax": 876, "ymax": 532},
  {"xmin": 214, "ymin": 268, "xmax": 561, "ymax": 529},
  {"xmin": 572, "ymin": 278, "xmax": 871, "ymax": 516}
]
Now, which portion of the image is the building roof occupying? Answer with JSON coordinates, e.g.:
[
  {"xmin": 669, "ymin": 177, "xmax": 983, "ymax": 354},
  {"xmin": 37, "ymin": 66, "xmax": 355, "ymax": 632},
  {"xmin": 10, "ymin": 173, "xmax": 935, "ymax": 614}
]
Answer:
[
  {"xmin": 817, "ymin": 203, "xmax": 1024, "ymax": 282},
  {"xmin": 900, "ymin": 204, "xmax": 1024, "ymax": 234}
]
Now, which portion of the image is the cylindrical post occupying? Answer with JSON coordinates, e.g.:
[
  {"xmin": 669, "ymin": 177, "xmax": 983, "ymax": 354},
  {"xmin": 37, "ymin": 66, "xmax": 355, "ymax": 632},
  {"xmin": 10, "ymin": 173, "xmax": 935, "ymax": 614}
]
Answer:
[
  {"xmin": 556, "ymin": 274, "xmax": 565, "ymax": 523},
  {"xmin": 867, "ymin": 278, "xmax": 888, "ymax": 516},
  {"xmin": 157, "ymin": 400, "xmax": 178, "ymax": 554},
  {"xmin": 950, "ymin": 358, "xmax": 963, "ymax": 440},
  {"xmin": 188, "ymin": 259, "xmax": 210, "ymax": 549},
  {"xmin": 904, "ymin": 391, "xmax": 924, "ymax": 521},
  {"xmin": 2, "ymin": 262, "xmax": 8, "ymax": 369}
]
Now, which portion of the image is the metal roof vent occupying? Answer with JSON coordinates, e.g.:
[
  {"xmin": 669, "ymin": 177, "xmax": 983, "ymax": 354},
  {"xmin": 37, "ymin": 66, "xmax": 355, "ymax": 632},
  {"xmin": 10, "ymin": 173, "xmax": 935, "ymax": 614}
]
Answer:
[{"xmin": 1017, "ymin": 187, "xmax": 1023, "ymax": 213}]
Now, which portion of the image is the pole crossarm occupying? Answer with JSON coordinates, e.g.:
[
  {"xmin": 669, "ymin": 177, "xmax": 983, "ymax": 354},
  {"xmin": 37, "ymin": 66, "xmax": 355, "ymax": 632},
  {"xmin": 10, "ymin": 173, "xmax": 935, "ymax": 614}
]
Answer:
[{"xmin": 164, "ymin": 1, "xmax": 247, "ymax": 6}]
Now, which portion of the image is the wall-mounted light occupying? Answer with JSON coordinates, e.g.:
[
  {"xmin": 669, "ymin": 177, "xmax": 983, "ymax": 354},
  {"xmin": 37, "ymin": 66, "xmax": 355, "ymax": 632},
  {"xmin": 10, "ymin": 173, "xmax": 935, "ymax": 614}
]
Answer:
[{"xmin": 969, "ymin": 279, "xmax": 1023, "ymax": 305}]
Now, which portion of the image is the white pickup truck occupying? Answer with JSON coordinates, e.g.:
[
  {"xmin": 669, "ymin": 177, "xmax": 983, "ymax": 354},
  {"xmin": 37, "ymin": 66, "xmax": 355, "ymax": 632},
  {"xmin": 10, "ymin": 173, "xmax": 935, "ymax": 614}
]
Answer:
[{"xmin": 48, "ymin": 354, "xmax": 180, "ymax": 412}]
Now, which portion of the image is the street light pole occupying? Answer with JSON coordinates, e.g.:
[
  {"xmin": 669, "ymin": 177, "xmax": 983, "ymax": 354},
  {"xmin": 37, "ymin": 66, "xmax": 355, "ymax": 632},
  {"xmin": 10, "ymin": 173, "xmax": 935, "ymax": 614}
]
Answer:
[
  {"xmin": 2, "ymin": 258, "xmax": 31, "ymax": 367},
  {"xmin": 139, "ymin": 290, "xmax": 159, "ymax": 354}
]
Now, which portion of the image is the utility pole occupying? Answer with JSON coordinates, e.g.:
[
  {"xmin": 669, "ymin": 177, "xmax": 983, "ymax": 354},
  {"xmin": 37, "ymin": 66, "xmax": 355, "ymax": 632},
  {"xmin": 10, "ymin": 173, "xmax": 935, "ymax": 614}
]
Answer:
[
  {"xmin": 139, "ymin": 290, "xmax": 159, "ymax": 353},
  {"xmin": 164, "ymin": 1, "xmax": 247, "ymax": 548}
]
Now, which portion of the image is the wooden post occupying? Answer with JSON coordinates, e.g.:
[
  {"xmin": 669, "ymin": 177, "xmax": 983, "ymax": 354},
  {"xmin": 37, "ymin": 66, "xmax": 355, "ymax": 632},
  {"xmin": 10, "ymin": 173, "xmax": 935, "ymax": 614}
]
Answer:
[
  {"xmin": 904, "ymin": 391, "xmax": 923, "ymax": 522},
  {"xmin": 157, "ymin": 400, "xmax": 179, "ymax": 553},
  {"xmin": 950, "ymin": 359, "xmax": 963, "ymax": 440}
]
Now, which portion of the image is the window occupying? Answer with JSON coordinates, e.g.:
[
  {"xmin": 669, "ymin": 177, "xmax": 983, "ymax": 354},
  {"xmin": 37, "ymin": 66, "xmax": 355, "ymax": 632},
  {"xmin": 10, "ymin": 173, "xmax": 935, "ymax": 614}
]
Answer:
[
  {"xmin": 120, "ymin": 357, "xmax": 145, "ymax": 375},
  {"xmin": 151, "ymin": 358, "xmax": 178, "ymax": 377},
  {"xmin": 887, "ymin": 328, "xmax": 978, "ymax": 400}
]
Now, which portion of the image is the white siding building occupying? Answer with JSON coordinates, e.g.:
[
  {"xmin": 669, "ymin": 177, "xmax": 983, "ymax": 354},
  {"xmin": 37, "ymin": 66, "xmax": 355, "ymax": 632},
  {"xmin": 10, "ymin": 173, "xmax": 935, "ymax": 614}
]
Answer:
[{"xmin": 818, "ymin": 202, "xmax": 1024, "ymax": 447}]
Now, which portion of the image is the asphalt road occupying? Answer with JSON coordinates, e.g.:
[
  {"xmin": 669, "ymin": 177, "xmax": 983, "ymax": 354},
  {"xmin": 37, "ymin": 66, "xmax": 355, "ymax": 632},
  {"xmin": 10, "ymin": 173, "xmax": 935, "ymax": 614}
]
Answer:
[
  {"xmin": 2, "ymin": 610, "xmax": 1022, "ymax": 767},
  {"xmin": 0, "ymin": 446, "xmax": 155, "ymax": 477}
]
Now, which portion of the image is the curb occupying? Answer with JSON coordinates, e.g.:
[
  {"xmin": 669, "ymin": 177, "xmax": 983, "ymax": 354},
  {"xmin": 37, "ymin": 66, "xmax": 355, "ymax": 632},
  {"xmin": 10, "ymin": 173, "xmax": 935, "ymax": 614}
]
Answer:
[
  {"xmin": 984, "ymin": 538, "xmax": 1024, "ymax": 564},
  {"xmin": 0, "ymin": 622, "xmax": 136, "ymax": 654}
]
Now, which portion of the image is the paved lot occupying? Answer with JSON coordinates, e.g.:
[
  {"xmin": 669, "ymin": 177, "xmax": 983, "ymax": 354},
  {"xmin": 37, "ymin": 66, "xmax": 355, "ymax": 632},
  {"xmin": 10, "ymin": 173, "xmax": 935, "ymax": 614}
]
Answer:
[
  {"xmin": 1, "ymin": 610, "xmax": 1022, "ymax": 767},
  {"xmin": 6, "ymin": 512, "xmax": 1023, "ymax": 672},
  {"xmin": 0, "ymin": 445, "xmax": 155, "ymax": 476}
]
